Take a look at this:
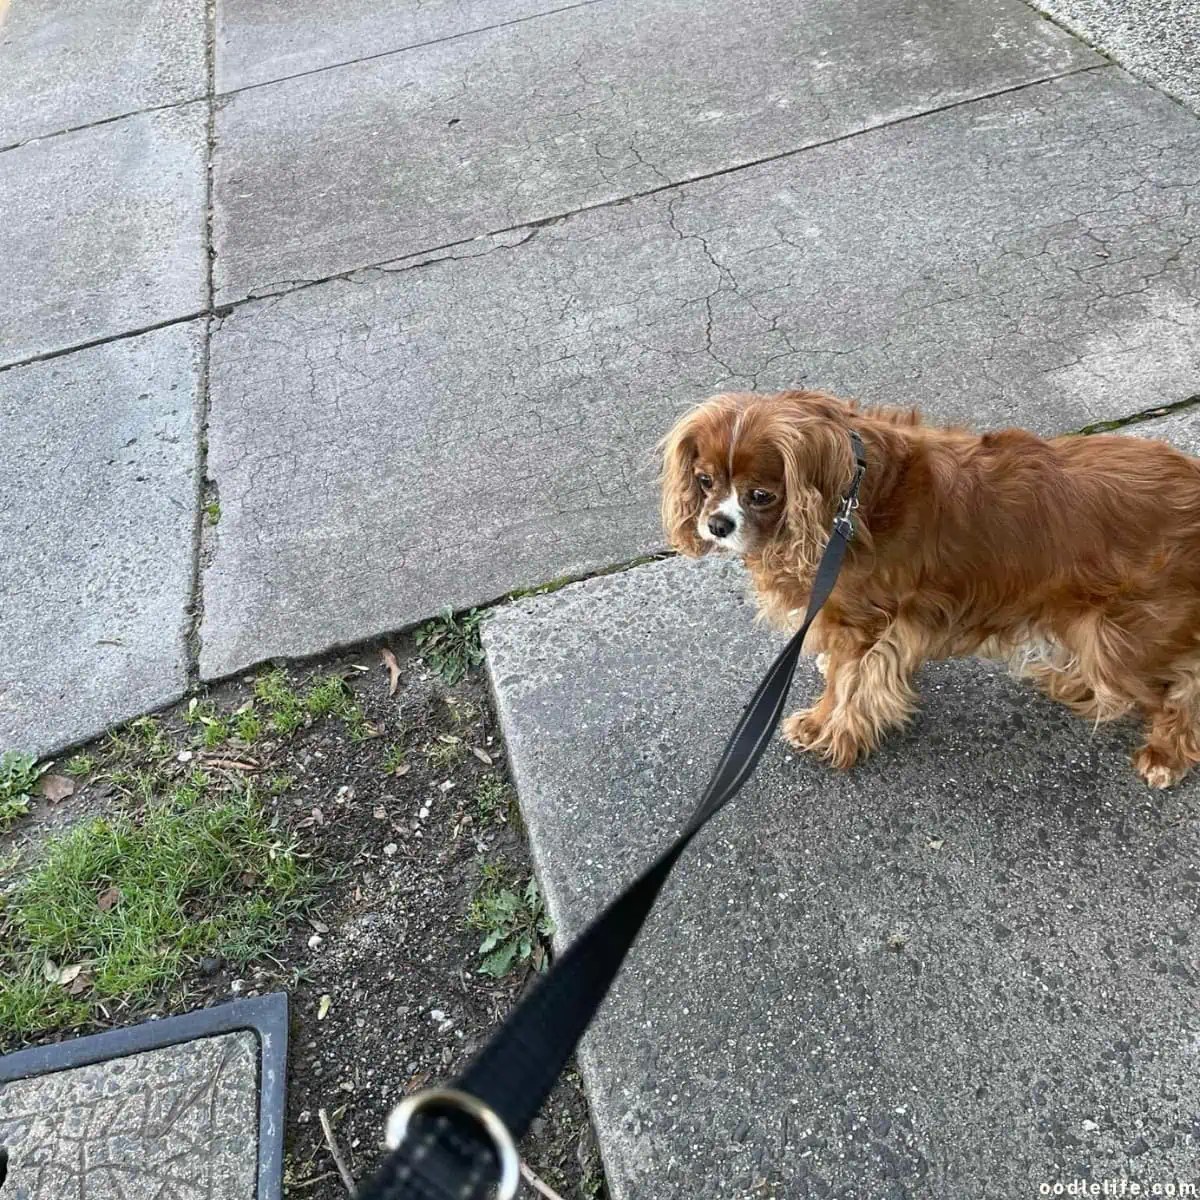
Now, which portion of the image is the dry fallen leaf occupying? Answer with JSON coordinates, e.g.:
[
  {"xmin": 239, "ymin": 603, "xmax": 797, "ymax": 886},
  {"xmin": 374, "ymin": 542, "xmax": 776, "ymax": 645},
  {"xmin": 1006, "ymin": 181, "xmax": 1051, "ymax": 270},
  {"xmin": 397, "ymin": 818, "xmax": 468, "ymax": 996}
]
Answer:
[
  {"xmin": 318, "ymin": 994, "xmax": 332, "ymax": 1021},
  {"xmin": 97, "ymin": 886, "xmax": 121, "ymax": 912},
  {"xmin": 437, "ymin": 734, "xmax": 461, "ymax": 745},
  {"xmin": 312, "ymin": 807, "xmax": 324, "ymax": 826},
  {"xmin": 394, "ymin": 763, "xmax": 411, "ymax": 777},
  {"xmin": 380, "ymin": 647, "xmax": 401, "ymax": 696},
  {"xmin": 308, "ymin": 917, "xmax": 330, "ymax": 934},
  {"xmin": 373, "ymin": 805, "xmax": 387, "ymax": 820},
  {"xmin": 471, "ymin": 747, "xmax": 494, "ymax": 766},
  {"xmin": 38, "ymin": 774, "xmax": 75, "ymax": 802},
  {"xmin": 926, "ymin": 838, "xmax": 945, "ymax": 851},
  {"xmin": 43, "ymin": 960, "xmax": 85, "ymax": 986},
  {"xmin": 67, "ymin": 969, "xmax": 93, "ymax": 996},
  {"xmin": 241, "ymin": 871, "xmax": 258, "ymax": 887}
]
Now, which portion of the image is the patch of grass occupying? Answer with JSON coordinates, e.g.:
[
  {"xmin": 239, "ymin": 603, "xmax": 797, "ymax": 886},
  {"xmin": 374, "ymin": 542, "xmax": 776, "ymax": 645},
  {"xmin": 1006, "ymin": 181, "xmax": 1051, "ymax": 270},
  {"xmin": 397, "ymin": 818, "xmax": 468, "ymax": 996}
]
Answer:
[
  {"xmin": 0, "ymin": 782, "xmax": 310, "ymax": 1038},
  {"xmin": 254, "ymin": 669, "xmax": 306, "ymax": 734},
  {"xmin": 65, "ymin": 753, "xmax": 97, "ymax": 779},
  {"xmin": 199, "ymin": 718, "xmax": 229, "ymax": 748},
  {"xmin": 233, "ymin": 708, "xmax": 264, "ymax": 743},
  {"xmin": 102, "ymin": 725, "xmax": 140, "ymax": 761},
  {"xmin": 466, "ymin": 862, "xmax": 553, "ymax": 979},
  {"xmin": 184, "ymin": 700, "xmax": 230, "ymax": 748},
  {"xmin": 306, "ymin": 675, "xmax": 372, "ymax": 740},
  {"xmin": 304, "ymin": 675, "xmax": 349, "ymax": 718},
  {"xmin": 129, "ymin": 717, "xmax": 173, "ymax": 761},
  {"xmin": 1, "ymin": 751, "xmax": 47, "ymax": 831},
  {"xmin": 267, "ymin": 773, "xmax": 296, "ymax": 796},
  {"xmin": 416, "ymin": 608, "xmax": 484, "ymax": 684},
  {"xmin": 473, "ymin": 776, "xmax": 512, "ymax": 826},
  {"xmin": 382, "ymin": 744, "xmax": 407, "ymax": 776},
  {"xmin": 205, "ymin": 500, "xmax": 221, "ymax": 526},
  {"xmin": 184, "ymin": 699, "xmax": 214, "ymax": 727},
  {"xmin": 107, "ymin": 767, "xmax": 159, "ymax": 805},
  {"xmin": 426, "ymin": 736, "xmax": 466, "ymax": 770}
]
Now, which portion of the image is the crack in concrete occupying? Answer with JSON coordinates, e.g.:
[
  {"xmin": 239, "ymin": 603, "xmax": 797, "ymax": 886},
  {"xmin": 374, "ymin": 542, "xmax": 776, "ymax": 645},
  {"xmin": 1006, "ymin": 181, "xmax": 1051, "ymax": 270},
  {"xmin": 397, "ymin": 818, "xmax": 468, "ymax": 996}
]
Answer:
[
  {"xmin": 184, "ymin": 0, "xmax": 220, "ymax": 685},
  {"xmin": 1071, "ymin": 392, "xmax": 1200, "ymax": 436},
  {"xmin": 0, "ymin": 311, "xmax": 211, "ymax": 374}
]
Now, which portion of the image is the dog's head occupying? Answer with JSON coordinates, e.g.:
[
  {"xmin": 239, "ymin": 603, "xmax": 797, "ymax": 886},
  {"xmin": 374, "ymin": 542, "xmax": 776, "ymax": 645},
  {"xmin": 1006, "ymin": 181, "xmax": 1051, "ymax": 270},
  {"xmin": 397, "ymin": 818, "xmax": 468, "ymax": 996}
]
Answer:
[{"xmin": 659, "ymin": 391, "xmax": 857, "ymax": 573}]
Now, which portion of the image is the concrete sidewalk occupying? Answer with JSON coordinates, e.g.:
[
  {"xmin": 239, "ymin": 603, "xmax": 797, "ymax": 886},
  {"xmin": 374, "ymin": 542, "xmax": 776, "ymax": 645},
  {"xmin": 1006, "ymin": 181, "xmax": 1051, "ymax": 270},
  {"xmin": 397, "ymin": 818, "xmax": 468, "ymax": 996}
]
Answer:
[
  {"xmin": 4, "ymin": 0, "xmax": 1200, "ymax": 1197},
  {"xmin": 3, "ymin": 0, "xmax": 1199, "ymax": 756}
]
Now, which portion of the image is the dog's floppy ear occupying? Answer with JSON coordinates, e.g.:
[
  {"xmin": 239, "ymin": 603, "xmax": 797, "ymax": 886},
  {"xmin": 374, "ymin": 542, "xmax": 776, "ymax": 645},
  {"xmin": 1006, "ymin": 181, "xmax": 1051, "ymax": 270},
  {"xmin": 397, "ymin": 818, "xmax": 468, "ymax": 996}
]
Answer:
[
  {"xmin": 658, "ymin": 410, "xmax": 707, "ymax": 557},
  {"xmin": 768, "ymin": 408, "xmax": 856, "ymax": 577}
]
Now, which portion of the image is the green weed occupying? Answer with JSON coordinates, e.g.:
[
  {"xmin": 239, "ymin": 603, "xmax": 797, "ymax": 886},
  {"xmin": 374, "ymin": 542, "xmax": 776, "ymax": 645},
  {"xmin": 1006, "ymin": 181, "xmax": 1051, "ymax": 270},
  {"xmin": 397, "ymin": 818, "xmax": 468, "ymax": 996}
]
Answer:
[
  {"xmin": 416, "ymin": 609, "xmax": 484, "ymax": 684},
  {"xmin": 473, "ymin": 776, "xmax": 512, "ymax": 826},
  {"xmin": 1, "ymin": 751, "xmax": 47, "ymax": 831},
  {"xmin": 467, "ymin": 863, "xmax": 553, "ymax": 978}
]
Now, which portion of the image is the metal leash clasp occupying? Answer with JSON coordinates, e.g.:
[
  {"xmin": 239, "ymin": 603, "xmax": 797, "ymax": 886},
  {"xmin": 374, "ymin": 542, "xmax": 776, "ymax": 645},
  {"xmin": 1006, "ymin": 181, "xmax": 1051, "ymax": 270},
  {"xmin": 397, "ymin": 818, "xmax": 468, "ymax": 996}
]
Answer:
[
  {"xmin": 834, "ymin": 433, "xmax": 867, "ymax": 542},
  {"xmin": 833, "ymin": 490, "xmax": 860, "ymax": 542},
  {"xmin": 385, "ymin": 1088, "xmax": 520, "ymax": 1200}
]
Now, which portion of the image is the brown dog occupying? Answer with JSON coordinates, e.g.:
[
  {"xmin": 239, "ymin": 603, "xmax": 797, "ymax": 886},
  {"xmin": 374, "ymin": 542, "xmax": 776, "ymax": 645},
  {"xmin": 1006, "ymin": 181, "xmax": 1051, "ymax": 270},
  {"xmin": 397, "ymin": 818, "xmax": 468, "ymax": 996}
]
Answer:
[{"xmin": 660, "ymin": 390, "xmax": 1200, "ymax": 788}]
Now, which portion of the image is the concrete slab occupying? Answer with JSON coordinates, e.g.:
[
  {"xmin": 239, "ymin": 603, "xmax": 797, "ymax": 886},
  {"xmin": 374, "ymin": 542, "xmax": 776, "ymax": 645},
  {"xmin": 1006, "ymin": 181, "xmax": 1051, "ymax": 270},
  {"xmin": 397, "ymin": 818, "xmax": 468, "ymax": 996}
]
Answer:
[
  {"xmin": 0, "ymin": 105, "xmax": 207, "ymax": 368},
  {"xmin": 1030, "ymin": 0, "xmax": 1200, "ymax": 113},
  {"xmin": 0, "ymin": 0, "xmax": 206, "ymax": 147},
  {"xmin": 0, "ymin": 1032, "xmax": 258, "ymax": 1198},
  {"xmin": 201, "ymin": 68, "xmax": 1200, "ymax": 679},
  {"xmin": 0, "ymin": 323, "xmax": 202, "ymax": 759},
  {"xmin": 215, "ymin": 0, "xmax": 604, "ymax": 93},
  {"xmin": 211, "ymin": 0, "xmax": 1098, "ymax": 302},
  {"xmin": 483, "ymin": 555, "xmax": 1200, "ymax": 1198}
]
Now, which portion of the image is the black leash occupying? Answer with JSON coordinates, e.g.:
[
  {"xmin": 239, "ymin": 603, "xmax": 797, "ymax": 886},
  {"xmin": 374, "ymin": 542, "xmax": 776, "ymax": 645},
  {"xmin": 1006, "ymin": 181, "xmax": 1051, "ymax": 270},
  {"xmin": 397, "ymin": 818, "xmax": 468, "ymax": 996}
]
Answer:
[{"xmin": 359, "ymin": 433, "xmax": 867, "ymax": 1200}]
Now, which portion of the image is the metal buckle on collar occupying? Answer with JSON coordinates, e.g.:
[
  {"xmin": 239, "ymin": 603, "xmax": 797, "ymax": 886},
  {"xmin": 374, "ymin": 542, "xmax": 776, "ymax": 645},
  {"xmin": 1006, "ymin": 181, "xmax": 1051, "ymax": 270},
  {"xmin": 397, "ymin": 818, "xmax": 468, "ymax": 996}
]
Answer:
[{"xmin": 385, "ymin": 1088, "xmax": 520, "ymax": 1200}]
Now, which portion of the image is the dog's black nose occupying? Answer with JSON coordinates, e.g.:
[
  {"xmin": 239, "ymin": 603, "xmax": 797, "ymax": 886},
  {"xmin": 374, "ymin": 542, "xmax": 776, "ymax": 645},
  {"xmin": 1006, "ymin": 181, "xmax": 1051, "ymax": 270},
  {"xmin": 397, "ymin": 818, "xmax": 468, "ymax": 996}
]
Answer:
[{"xmin": 708, "ymin": 513, "xmax": 735, "ymax": 539}]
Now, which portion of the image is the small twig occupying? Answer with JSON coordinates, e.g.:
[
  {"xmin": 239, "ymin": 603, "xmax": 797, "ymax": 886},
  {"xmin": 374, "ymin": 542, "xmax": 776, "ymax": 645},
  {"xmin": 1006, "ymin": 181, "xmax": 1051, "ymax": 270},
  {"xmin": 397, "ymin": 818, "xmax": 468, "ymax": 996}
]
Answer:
[
  {"xmin": 520, "ymin": 1161, "xmax": 567, "ymax": 1200},
  {"xmin": 318, "ymin": 1107, "xmax": 357, "ymax": 1197},
  {"xmin": 289, "ymin": 1171, "xmax": 338, "ymax": 1191}
]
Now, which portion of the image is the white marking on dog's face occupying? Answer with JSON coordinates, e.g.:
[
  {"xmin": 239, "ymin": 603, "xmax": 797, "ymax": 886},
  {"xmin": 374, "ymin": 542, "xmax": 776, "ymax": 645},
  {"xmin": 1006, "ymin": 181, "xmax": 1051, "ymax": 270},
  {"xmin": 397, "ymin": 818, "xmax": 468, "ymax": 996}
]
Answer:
[{"xmin": 697, "ymin": 485, "xmax": 746, "ymax": 554}]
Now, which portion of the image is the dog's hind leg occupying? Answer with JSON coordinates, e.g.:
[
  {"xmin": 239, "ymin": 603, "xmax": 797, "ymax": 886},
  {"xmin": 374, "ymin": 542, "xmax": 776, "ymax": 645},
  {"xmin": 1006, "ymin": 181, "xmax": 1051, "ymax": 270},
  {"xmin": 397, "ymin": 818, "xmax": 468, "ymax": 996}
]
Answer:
[{"xmin": 992, "ymin": 636, "xmax": 1111, "ymax": 720}]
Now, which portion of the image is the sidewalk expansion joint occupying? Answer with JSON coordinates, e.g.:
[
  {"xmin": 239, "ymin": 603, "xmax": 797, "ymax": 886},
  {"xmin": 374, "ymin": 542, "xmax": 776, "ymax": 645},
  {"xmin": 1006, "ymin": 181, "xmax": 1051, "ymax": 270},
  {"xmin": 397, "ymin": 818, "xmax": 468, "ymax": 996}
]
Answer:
[{"xmin": 1072, "ymin": 392, "xmax": 1200, "ymax": 435}]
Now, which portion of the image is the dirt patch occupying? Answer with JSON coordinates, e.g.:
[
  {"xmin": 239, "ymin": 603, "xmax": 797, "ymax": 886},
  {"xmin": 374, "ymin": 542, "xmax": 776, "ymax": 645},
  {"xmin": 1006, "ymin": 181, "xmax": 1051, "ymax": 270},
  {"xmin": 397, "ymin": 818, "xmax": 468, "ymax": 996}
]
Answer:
[{"xmin": 0, "ymin": 635, "xmax": 606, "ymax": 1199}]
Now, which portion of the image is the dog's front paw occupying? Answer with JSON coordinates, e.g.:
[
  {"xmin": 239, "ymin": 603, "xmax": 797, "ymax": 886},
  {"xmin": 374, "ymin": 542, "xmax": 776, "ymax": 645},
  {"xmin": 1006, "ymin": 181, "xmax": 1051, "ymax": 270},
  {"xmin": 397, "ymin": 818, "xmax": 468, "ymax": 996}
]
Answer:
[
  {"xmin": 1133, "ymin": 745, "xmax": 1189, "ymax": 790},
  {"xmin": 781, "ymin": 707, "xmax": 826, "ymax": 752},
  {"xmin": 781, "ymin": 709, "xmax": 865, "ymax": 769}
]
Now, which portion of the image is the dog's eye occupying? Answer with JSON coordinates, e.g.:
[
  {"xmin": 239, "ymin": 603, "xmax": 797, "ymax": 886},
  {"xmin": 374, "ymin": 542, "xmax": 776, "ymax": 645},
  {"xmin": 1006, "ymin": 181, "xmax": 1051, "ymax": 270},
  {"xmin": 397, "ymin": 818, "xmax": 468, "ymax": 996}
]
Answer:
[
  {"xmin": 749, "ymin": 489, "xmax": 776, "ymax": 507},
  {"xmin": 696, "ymin": 474, "xmax": 713, "ymax": 492}
]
